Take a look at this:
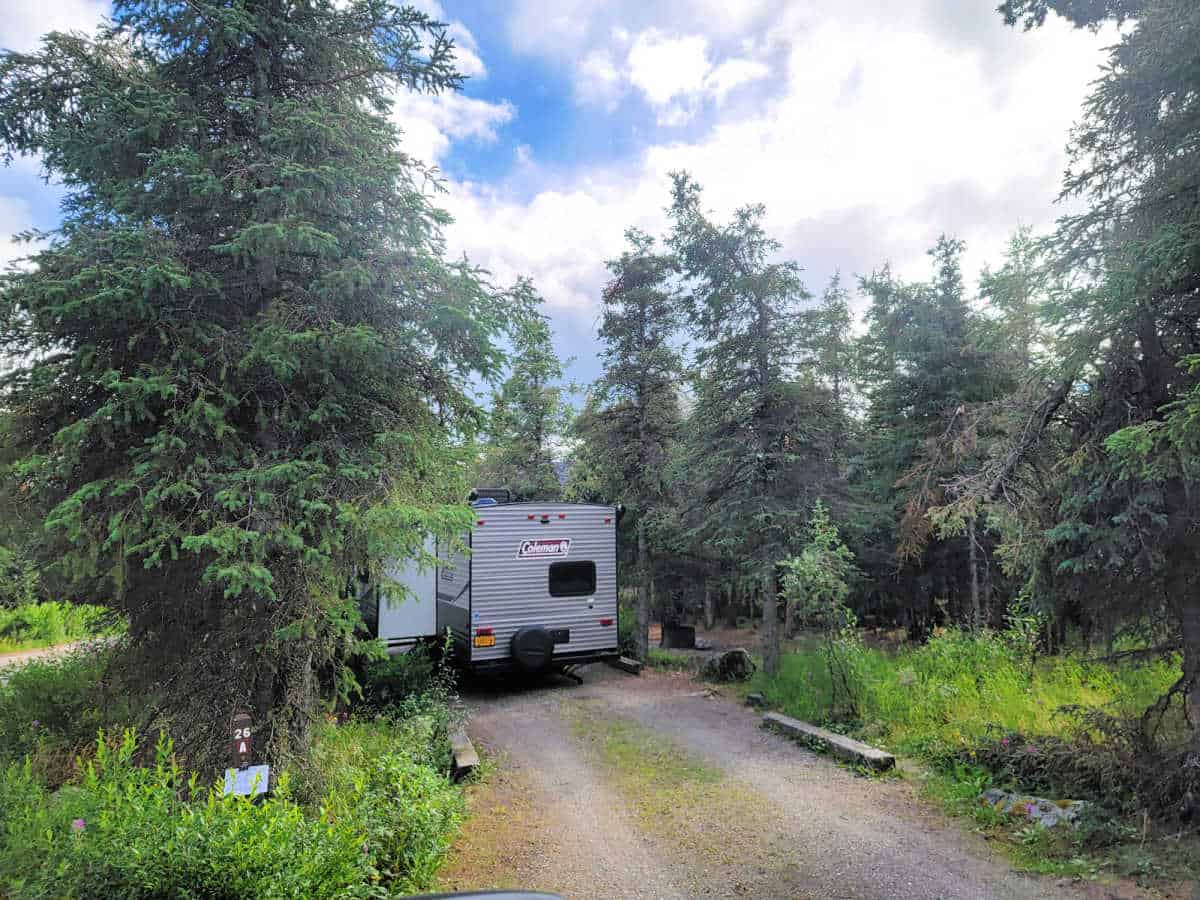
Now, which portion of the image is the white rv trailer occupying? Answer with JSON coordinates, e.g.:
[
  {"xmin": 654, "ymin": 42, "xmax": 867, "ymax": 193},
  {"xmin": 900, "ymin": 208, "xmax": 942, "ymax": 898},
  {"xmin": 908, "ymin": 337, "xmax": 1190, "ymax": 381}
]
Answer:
[{"xmin": 371, "ymin": 501, "xmax": 620, "ymax": 674}]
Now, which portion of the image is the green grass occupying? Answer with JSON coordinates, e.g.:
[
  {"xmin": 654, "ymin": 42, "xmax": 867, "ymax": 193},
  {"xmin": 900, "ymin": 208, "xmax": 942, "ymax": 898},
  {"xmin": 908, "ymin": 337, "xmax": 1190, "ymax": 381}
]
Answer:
[
  {"xmin": 752, "ymin": 628, "xmax": 1195, "ymax": 884},
  {"xmin": 645, "ymin": 648, "xmax": 693, "ymax": 672},
  {"xmin": 0, "ymin": 602, "xmax": 120, "ymax": 654},
  {"xmin": 752, "ymin": 629, "xmax": 1178, "ymax": 760}
]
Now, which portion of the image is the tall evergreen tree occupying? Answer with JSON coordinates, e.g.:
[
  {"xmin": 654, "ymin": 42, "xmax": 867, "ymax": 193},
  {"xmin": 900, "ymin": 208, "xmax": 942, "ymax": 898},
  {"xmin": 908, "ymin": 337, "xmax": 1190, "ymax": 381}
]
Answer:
[
  {"xmin": 856, "ymin": 238, "xmax": 1008, "ymax": 630},
  {"xmin": 576, "ymin": 229, "xmax": 683, "ymax": 659},
  {"xmin": 980, "ymin": 0, "xmax": 1200, "ymax": 757},
  {"xmin": 478, "ymin": 287, "xmax": 571, "ymax": 500},
  {"xmin": 667, "ymin": 172, "xmax": 836, "ymax": 674},
  {"xmin": 808, "ymin": 274, "xmax": 856, "ymax": 456},
  {"xmin": 0, "ymin": 0, "xmax": 508, "ymax": 768}
]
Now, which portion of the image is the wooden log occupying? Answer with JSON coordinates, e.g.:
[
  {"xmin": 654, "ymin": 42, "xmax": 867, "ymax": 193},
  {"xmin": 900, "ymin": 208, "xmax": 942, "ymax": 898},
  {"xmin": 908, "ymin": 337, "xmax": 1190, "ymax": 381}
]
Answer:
[
  {"xmin": 608, "ymin": 655, "xmax": 644, "ymax": 675},
  {"xmin": 763, "ymin": 712, "xmax": 895, "ymax": 772}
]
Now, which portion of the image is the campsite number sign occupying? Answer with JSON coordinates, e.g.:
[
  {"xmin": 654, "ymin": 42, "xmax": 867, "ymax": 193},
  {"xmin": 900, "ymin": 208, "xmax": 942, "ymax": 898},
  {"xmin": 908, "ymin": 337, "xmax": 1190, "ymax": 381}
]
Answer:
[
  {"xmin": 231, "ymin": 712, "xmax": 252, "ymax": 769},
  {"xmin": 222, "ymin": 710, "xmax": 270, "ymax": 798}
]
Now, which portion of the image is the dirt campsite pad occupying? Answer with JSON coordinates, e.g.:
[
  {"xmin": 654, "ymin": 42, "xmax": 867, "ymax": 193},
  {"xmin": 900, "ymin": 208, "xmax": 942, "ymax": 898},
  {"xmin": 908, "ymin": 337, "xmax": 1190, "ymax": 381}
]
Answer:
[{"xmin": 440, "ymin": 665, "xmax": 1152, "ymax": 900}]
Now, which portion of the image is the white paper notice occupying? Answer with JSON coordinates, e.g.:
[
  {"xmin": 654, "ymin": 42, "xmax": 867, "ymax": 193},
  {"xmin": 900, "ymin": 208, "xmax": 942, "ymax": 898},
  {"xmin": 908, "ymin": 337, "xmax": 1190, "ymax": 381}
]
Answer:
[{"xmin": 223, "ymin": 764, "xmax": 270, "ymax": 798}]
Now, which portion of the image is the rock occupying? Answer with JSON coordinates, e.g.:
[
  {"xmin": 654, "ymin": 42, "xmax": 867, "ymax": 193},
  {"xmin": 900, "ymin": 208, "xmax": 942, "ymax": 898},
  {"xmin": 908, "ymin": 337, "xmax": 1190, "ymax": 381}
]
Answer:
[
  {"xmin": 449, "ymin": 729, "xmax": 479, "ymax": 780},
  {"xmin": 745, "ymin": 692, "xmax": 768, "ymax": 709},
  {"xmin": 978, "ymin": 788, "xmax": 1088, "ymax": 828},
  {"xmin": 700, "ymin": 648, "xmax": 756, "ymax": 682}
]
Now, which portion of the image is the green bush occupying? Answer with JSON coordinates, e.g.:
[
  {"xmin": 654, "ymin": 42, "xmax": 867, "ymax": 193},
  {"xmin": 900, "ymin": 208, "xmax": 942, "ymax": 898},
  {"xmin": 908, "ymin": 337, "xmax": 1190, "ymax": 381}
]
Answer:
[
  {"xmin": 617, "ymin": 601, "xmax": 638, "ymax": 657},
  {"xmin": 0, "ymin": 730, "xmax": 376, "ymax": 899},
  {"xmin": 356, "ymin": 641, "xmax": 452, "ymax": 714},
  {"xmin": 0, "ymin": 602, "xmax": 118, "ymax": 653},
  {"xmin": 309, "ymin": 718, "xmax": 464, "ymax": 892},
  {"xmin": 0, "ymin": 648, "xmax": 132, "ymax": 784}
]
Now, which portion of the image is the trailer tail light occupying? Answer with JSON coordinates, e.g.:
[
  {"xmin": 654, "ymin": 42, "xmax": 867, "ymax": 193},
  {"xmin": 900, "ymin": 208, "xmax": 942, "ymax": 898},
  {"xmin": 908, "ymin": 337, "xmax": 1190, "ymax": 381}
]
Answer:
[
  {"xmin": 473, "ymin": 627, "xmax": 495, "ymax": 648},
  {"xmin": 599, "ymin": 618, "xmax": 614, "ymax": 627},
  {"xmin": 558, "ymin": 513, "xmax": 566, "ymax": 519},
  {"xmin": 476, "ymin": 519, "xmax": 485, "ymax": 526},
  {"xmin": 527, "ymin": 514, "xmax": 535, "ymax": 520},
  {"xmin": 603, "ymin": 517, "xmax": 612, "ymax": 524}
]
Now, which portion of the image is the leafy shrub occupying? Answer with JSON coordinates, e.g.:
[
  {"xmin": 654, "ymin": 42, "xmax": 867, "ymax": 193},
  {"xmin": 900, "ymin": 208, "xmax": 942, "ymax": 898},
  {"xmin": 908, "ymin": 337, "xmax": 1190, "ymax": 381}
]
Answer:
[
  {"xmin": 968, "ymin": 715, "xmax": 1200, "ymax": 824},
  {"xmin": 0, "ymin": 730, "xmax": 377, "ymax": 899},
  {"xmin": 618, "ymin": 603, "xmax": 638, "ymax": 657},
  {"xmin": 0, "ymin": 647, "xmax": 132, "ymax": 785},
  {"xmin": 356, "ymin": 640, "xmax": 454, "ymax": 714},
  {"xmin": 304, "ymin": 716, "xmax": 464, "ymax": 892}
]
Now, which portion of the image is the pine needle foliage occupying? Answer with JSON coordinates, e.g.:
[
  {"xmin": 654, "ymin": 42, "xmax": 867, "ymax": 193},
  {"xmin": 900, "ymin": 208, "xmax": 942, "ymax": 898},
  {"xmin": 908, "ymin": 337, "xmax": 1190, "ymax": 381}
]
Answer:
[{"xmin": 0, "ymin": 0, "xmax": 510, "ymax": 770}]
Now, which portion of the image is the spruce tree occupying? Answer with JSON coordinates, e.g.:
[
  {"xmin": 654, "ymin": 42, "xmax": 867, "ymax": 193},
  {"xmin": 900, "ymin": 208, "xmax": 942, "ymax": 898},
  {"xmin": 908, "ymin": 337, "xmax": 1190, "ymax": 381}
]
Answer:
[
  {"xmin": 0, "ymin": 0, "xmax": 507, "ymax": 768},
  {"xmin": 478, "ymin": 286, "xmax": 571, "ymax": 501},
  {"xmin": 667, "ymin": 172, "xmax": 834, "ymax": 674},
  {"xmin": 583, "ymin": 229, "xmax": 683, "ymax": 659}
]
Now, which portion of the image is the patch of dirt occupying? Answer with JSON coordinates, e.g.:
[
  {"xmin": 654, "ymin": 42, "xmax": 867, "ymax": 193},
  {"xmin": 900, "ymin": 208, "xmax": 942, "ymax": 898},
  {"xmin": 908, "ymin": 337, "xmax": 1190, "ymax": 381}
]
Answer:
[
  {"xmin": 453, "ymin": 665, "xmax": 1159, "ymax": 900},
  {"xmin": 437, "ymin": 759, "xmax": 549, "ymax": 893}
]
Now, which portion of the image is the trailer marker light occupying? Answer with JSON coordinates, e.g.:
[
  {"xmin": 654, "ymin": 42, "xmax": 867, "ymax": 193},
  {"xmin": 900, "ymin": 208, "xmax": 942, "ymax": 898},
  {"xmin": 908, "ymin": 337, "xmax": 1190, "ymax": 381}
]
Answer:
[
  {"xmin": 603, "ymin": 517, "xmax": 612, "ymax": 524},
  {"xmin": 527, "ymin": 514, "xmax": 535, "ymax": 520},
  {"xmin": 474, "ymin": 627, "xmax": 494, "ymax": 636},
  {"xmin": 476, "ymin": 519, "xmax": 485, "ymax": 525},
  {"xmin": 599, "ymin": 618, "xmax": 614, "ymax": 626},
  {"xmin": 558, "ymin": 513, "xmax": 566, "ymax": 519},
  {"xmin": 473, "ymin": 626, "xmax": 496, "ymax": 647}
]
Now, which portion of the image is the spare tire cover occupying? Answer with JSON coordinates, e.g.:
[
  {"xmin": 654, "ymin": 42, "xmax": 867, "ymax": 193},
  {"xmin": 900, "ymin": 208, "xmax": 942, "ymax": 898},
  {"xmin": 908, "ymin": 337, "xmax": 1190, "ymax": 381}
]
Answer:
[{"xmin": 511, "ymin": 626, "xmax": 555, "ymax": 673}]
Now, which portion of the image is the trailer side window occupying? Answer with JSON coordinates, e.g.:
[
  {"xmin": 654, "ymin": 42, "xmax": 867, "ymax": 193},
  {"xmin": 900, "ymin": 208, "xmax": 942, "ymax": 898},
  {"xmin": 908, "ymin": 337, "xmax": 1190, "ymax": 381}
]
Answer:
[{"xmin": 549, "ymin": 561, "xmax": 596, "ymax": 597}]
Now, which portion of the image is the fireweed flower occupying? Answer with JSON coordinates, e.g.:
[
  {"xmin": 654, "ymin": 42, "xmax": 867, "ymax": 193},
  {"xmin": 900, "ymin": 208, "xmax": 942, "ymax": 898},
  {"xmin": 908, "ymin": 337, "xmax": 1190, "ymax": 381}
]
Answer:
[{"xmin": 71, "ymin": 819, "xmax": 85, "ymax": 832}]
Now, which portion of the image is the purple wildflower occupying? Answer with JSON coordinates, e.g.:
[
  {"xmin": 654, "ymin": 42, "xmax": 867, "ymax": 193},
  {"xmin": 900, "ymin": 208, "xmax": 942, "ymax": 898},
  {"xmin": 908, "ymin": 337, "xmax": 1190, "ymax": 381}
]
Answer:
[
  {"xmin": 1000, "ymin": 737, "xmax": 1010, "ymax": 747},
  {"xmin": 31, "ymin": 720, "xmax": 39, "ymax": 730},
  {"xmin": 361, "ymin": 842, "xmax": 369, "ymax": 855},
  {"xmin": 1026, "ymin": 744, "xmax": 1038, "ymax": 754},
  {"xmin": 71, "ymin": 819, "xmax": 85, "ymax": 832}
]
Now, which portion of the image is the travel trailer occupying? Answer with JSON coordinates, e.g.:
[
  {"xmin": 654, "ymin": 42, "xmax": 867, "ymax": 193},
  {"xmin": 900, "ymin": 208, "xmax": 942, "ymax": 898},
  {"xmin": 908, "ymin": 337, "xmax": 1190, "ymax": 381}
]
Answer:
[{"xmin": 368, "ymin": 498, "xmax": 621, "ymax": 676}]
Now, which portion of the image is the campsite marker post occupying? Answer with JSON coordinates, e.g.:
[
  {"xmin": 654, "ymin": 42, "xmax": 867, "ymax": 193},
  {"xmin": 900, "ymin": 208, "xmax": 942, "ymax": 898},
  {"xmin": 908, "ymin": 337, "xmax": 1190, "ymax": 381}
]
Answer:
[{"xmin": 223, "ymin": 709, "xmax": 269, "ymax": 798}]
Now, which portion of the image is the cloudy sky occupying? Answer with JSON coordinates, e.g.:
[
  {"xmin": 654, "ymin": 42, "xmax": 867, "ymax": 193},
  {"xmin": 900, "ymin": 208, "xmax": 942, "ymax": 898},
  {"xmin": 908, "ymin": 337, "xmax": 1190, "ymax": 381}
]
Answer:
[{"xmin": 0, "ymin": 1, "xmax": 1116, "ymax": 386}]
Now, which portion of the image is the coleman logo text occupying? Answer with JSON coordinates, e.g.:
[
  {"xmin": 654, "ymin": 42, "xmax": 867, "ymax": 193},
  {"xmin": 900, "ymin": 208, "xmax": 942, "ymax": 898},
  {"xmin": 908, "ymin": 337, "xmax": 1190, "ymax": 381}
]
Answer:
[{"xmin": 517, "ymin": 538, "xmax": 572, "ymax": 559}]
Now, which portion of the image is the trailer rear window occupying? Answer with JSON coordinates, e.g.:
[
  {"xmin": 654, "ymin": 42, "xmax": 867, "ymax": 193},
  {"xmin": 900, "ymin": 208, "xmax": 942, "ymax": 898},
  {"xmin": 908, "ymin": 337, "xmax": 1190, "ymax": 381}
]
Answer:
[{"xmin": 549, "ymin": 561, "xmax": 596, "ymax": 597}]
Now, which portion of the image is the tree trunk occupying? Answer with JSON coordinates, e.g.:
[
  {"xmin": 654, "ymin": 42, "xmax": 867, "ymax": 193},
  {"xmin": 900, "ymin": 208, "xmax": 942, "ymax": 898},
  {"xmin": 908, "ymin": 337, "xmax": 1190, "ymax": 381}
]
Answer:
[
  {"xmin": 634, "ymin": 519, "xmax": 650, "ymax": 660},
  {"xmin": 762, "ymin": 568, "xmax": 780, "ymax": 677},
  {"xmin": 968, "ymin": 516, "xmax": 980, "ymax": 632},
  {"xmin": 724, "ymin": 583, "xmax": 739, "ymax": 628},
  {"xmin": 1181, "ymin": 599, "xmax": 1200, "ymax": 755},
  {"xmin": 703, "ymin": 579, "xmax": 715, "ymax": 631}
]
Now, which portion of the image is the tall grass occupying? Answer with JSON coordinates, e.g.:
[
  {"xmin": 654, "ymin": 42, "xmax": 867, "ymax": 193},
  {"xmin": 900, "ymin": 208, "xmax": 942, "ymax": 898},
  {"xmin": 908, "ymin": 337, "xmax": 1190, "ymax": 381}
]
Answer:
[
  {"xmin": 0, "ymin": 602, "xmax": 118, "ymax": 654},
  {"xmin": 754, "ymin": 629, "xmax": 1180, "ymax": 761}
]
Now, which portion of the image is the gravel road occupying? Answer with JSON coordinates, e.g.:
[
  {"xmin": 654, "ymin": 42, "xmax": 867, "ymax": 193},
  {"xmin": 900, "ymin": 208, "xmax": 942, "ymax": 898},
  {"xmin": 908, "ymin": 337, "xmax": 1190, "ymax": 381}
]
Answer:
[{"xmin": 446, "ymin": 664, "xmax": 1140, "ymax": 900}]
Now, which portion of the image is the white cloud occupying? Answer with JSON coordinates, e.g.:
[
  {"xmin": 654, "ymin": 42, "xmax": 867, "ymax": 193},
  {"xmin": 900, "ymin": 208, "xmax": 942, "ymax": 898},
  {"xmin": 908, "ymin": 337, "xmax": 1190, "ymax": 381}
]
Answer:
[
  {"xmin": 706, "ymin": 58, "xmax": 771, "ymax": 104},
  {"xmin": 436, "ymin": 4, "xmax": 1113, "ymax": 352},
  {"xmin": 392, "ymin": 91, "xmax": 514, "ymax": 166},
  {"xmin": 0, "ymin": 0, "xmax": 106, "ymax": 53},
  {"xmin": 627, "ymin": 31, "xmax": 711, "ymax": 106},
  {"xmin": 571, "ymin": 28, "xmax": 771, "ymax": 124}
]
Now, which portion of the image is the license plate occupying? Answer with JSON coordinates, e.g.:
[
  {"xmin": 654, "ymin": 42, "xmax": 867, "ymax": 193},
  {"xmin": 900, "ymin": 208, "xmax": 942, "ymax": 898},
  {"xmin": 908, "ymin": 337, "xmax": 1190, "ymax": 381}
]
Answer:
[{"xmin": 473, "ymin": 634, "xmax": 496, "ymax": 648}]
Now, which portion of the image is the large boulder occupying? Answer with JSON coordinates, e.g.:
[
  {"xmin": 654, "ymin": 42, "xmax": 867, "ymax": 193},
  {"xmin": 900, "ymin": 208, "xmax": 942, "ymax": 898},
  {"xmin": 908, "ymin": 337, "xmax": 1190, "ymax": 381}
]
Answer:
[{"xmin": 700, "ymin": 648, "xmax": 756, "ymax": 682}]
